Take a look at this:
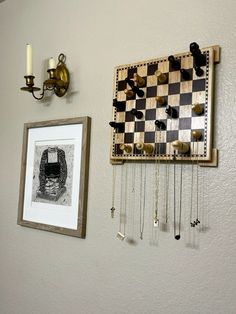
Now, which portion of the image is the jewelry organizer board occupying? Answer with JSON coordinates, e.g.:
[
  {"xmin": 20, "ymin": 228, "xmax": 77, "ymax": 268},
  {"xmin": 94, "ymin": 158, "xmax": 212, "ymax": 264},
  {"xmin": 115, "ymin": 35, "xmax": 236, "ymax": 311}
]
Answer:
[{"xmin": 110, "ymin": 45, "xmax": 220, "ymax": 165}]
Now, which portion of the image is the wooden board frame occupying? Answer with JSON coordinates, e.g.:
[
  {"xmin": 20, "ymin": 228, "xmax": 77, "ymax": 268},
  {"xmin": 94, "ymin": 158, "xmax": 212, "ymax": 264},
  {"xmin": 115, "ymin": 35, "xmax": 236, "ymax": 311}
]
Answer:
[
  {"xmin": 110, "ymin": 45, "xmax": 220, "ymax": 166},
  {"xmin": 17, "ymin": 117, "xmax": 91, "ymax": 238}
]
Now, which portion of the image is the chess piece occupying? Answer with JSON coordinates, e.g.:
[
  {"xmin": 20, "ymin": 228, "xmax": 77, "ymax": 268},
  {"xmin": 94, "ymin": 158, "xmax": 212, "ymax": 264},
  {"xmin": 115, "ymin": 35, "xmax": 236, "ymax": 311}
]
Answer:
[
  {"xmin": 194, "ymin": 66, "xmax": 204, "ymax": 77},
  {"xmin": 119, "ymin": 144, "xmax": 132, "ymax": 153},
  {"xmin": 172, "ymin": 140, "xmax": 190, "ymax": 153},
  {"xmin": 155, "ymin": 70, "xmax": 168, "ymax": 84},
  {"xmin": 190, "ymin": 42, "xmax": 206, "ymax": 67},
  {"xmin": 168, "ymin": 55, "xmax": 181, "ymax": 70},
  {"xmin": 133, "ymin": 73, "xmax": 145, "ymax": 87},
  {"xmin": 132, "ymin": 86, "xmax": 144, "ymax": 97},
  {"xmin": 192, "ymin": 103, "xmax": 203, "ymax": 115},
  {"xmin": 113, "ymin": 99, "xmax": 125, "ymax": 111},
  {"xmin": 180, "ymin": 69, "xmax": 191, "ymax": 80},
  {"xmin": 125, "ymin": 77, "xmax": 135, "ymax": 88},
  {"xmin": 109, "ymin": 121, "xmax": 124, "ymax": 133},
  {"xmin": 192, "ymin": 130, "xmax": 202, "ymax": 140},
  {"xmin": 124, "ymin": 88, "xmax": 134, "ymax": 98},
  {"xmin": 136, "ymin": 142, "xmax": 154, "ymax": 154},
  {"xmin": 130, "ymin": 108, "xmax": 143, "ymax": 119},
  {"xmin": 165, "ymin": 105, "xmax": 178, "ymax": 118},
  {"xmin": 155, "ymin": 120, "xmax": 166, "ymax": 130},
  {"xmin": 155, "ymin": 96, "xmax": 166, "ymax": 106}
]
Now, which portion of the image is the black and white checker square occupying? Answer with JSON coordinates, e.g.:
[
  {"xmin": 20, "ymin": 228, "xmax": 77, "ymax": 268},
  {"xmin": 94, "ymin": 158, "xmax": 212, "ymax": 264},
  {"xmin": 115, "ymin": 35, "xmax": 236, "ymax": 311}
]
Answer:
[
  {"xmin": 167, "ymin": 117, "xmax": 179, "ymax": 131},
  {"xmin": 179, "ymin": 105, "xmax": 192, "ymax": 118},
  {"xmin": 146, "ymin": 86, "xmax": 157, "ymax": 98},
  {"xmin": 168, "ymin": 83, "xmax": 180, "ymax": 95},
  {"xmin": 167, "ymin": 94, "xmax": 180, "ymax": 107},
  {"xmin": 192, "ymin": 79, "xmax": 206, "ymax": 92},
  {"xmin": 178, "ymin": 129, "xmax": 191, "ymax": 142},
  {"xmin": 125, "ymin": 110, "xmax": 135, "ymax": 122},
  {"xmin": 125, "ymin": 121, "xmax": 135, "ymax": 133},
  {"xmin": 157, "ymin": 84, "xmax": 168, "ymax": 97},
  {"xmin": 181, "ymin": 55, "xmax": 193, "ymax": 69},
  {"xmin": 144, "ymin": 131, "xmax": 156, "ymax": 143},
  {"xmin": 135, "ymin": 121, "xmax": 145, "ymax": 132},
  {"xmin": 136, "ymin": 64, "xmax": 148, "ymax": 78},
  {"xmin": 168, "ymin": 71, "xmax": 180, "ymax": 84},
  {"xmin": 158, "ymin": 60, "xmax": 169, "ymax": 73},
  {"xmin": 155, "ymin": 130, "xmax": 167, "ymax": 143},
  {"xmin": 114, "ymin": 133, "xmax": 124, "ymax": 145},
  {"xmin": 124, "ymin": 132, "xmax": 134, "ymax": 144},
  {"xmin": 145, "ymin": 120, "xmax": 156, "ymax": 132},
  {"xmin": 180, "ymin": 92, "xmax": 192, "ymax": 106},
  {"xmin": 146, "ymin": 75, "xmax": 158, "ymax": 87},
  {"xmin": 145, "ymin": 108, "xmax": 156, "ymax": 120},
  {"xmin": 180, "ymin": 81, "xmax": 193, "ymax": 94},
  {"xmin": 155, "ymin": 143, "xmax": 167, "ymax": 155},
  {"xmin": 166, "ymin": 130, "xmax": 179, "ymax": 142},
  {"xmin": 156, "ymin": 107, "xmax": 168, "ymax": 120},
  {"xmin": 179, "ymin": 117, "xmax": 192, "ymax": 130},
  {"xmin": 135, "ymin": 98, "xmax": 146, "ymax": 110},
  {"xmin": 191, "ymin": 116, "xmax": 205, "ymax": 130},
  {"xmin": 147, "ymin": 63, "xmax": 158, "ymax": 75},
  {"xmin": 127, "ymin": 67, "xmax": 137, "ymax": 78}
]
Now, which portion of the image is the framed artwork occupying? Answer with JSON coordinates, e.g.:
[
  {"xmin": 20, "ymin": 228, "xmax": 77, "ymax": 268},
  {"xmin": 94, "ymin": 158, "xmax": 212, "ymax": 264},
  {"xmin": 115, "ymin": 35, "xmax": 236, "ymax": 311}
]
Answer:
[{"xmin": 17, "ymin": 117, "xmax": 91, "ymax": 238}]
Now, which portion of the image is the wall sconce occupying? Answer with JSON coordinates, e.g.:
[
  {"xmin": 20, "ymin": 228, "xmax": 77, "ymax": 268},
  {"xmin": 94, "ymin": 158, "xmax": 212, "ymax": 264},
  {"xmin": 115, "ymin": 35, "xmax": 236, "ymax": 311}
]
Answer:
[{"xmin": 21, "ymin": 44, "xmax": 70, "ymax": 100}]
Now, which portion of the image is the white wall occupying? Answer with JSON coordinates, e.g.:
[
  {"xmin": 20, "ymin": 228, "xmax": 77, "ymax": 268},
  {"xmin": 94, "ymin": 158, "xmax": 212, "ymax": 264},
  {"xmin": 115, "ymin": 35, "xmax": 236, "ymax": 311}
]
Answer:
[{"xmin": 0, "ymin": 1, "xmax": 236, "ymax": 313}]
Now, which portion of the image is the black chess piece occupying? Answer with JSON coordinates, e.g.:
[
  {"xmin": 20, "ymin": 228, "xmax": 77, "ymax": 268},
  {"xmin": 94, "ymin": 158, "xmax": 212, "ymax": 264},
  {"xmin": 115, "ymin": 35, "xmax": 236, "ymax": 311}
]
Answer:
[
  {"xmin": 180, "ymin": 69, "xmax": 191, "ymax": 80},
  {"xmin": 132, "ymin": 85, "xmax": 144, "ymax": 97},
  {"xmin": 109, "ymin": 121, "xmax": 124, "ymax": 133},
  {"xmin": 155, "ymin": 120, "xmax": 166, "ymax": 130},
  {"xmin": 190, "ymin": 42, "xmax": 206, "ymax": 67},
  {"xmin": 125, "ymin": 77, "xmax": 134, "ymax": 88},
  {"xmin": 130, "ymin": 108, "xmax": 143, "ymax": 119},
  {"xmin": 113, "ymin": 99, "xmax": 125, "ymax": 111},
  {"xmin": 168, "ymin": 55, "xmax": 181, "ymax": 70},
  {"xmin": 165, "ymin": 105, "xmax": 178, "ymax": 118},
  {"xmin": 194, "ymin": 66, "xmax": 204, "ymax": 77}
]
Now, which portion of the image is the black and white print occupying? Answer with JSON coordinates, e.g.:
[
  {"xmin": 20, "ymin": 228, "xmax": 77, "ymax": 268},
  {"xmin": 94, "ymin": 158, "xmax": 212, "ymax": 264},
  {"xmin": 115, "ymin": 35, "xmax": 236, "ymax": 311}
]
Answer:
[{"xmin": 32, "ymin": 144, "xmax": 74, "ymax": 206}]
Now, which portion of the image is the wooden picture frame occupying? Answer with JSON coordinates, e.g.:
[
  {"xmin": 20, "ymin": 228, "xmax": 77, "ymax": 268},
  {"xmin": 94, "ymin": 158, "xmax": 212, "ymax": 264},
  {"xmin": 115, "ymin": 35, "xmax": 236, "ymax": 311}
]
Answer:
[{"xmin": 17, "ymin": 117, "xmax": 91, "ymax": 238}]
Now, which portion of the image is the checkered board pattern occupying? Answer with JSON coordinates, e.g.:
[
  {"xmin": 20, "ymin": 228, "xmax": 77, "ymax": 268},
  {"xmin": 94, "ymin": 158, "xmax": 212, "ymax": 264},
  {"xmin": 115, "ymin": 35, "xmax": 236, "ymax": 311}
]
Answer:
[{"xmin": 111, "ymin": 47, "xmax": 217, "ymax": 162}]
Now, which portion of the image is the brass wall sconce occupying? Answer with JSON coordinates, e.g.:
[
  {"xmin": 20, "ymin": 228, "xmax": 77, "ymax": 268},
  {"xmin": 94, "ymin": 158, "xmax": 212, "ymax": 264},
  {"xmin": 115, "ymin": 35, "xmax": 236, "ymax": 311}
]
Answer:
[{"xmin": 21, "ymin": 44, "xmax": 70, "ymax": 100}]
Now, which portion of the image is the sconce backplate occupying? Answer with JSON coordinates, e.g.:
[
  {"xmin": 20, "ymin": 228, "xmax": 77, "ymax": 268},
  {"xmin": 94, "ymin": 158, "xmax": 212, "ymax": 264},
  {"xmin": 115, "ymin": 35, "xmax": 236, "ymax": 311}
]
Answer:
[{"xmin": 54, "ymin": 63, "xmax": 70, "ymax": 97}]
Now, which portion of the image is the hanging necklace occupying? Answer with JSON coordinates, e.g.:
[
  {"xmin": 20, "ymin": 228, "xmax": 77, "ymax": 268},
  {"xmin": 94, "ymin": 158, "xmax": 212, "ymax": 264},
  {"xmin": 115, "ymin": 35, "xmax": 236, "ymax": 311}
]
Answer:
[
  {"xmin": 173, "ymin": 151, "xmax": 182, "ymax": 240},
  {"xmin": 126, "ymin": 161, "xmax": 136, "ymax": 244},
  {"xmin": 165, "ymin": 159, "xmax": 170, "ymax": 224},
  {"xmin": 190, "ymin": 135, "xmax": 201, "ymax": 227},
  {"xmin": 195, "ymin": 140, "xmax": 200, "ymax": 225},
  {"xmin": 110, "ymin": 166, "xmax": 116, "ymax": 218},
  {"xmin": 117, "ymin": 164, "xmax": 126, "ymax": 240},
  {"xmin": 139, "ymin": 162, "xmax": 146, "ymax": 239},
  {"xmin": 154, "ymin": 129, "xmax": 161, "ymax": 227}
]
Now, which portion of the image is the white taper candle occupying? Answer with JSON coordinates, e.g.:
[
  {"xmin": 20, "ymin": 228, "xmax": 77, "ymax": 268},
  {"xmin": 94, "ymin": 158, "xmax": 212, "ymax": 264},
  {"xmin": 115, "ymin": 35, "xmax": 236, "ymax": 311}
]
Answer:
[
  {"xmin": 48, "ymin": 57, "xmax": 56, "ymax": 70},
  {"xmin": 26, "ymin": 44, "xmax": 33, "ymax": 76}
]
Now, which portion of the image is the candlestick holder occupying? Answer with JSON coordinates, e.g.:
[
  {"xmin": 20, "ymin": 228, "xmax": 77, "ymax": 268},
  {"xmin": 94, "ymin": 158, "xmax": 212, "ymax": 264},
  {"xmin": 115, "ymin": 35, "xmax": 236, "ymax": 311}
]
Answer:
[{"xmin": 21, "ymin": 53, "xmax": 70, "ymax": 100}]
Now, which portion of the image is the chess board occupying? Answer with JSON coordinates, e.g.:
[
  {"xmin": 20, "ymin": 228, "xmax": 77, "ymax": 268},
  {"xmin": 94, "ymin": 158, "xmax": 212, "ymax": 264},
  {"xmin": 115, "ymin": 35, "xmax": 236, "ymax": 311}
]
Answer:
[{"xmin": 110, "ymin": 45, "xmax": 220, "ymax": 164}]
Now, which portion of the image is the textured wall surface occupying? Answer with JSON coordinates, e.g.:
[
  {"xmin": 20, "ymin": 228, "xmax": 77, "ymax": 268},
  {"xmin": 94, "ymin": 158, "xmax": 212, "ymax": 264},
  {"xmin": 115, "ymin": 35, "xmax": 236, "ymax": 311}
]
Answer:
[{"xmin": 0, "ymin": 1, "xmax": 236, "ymax": 314}]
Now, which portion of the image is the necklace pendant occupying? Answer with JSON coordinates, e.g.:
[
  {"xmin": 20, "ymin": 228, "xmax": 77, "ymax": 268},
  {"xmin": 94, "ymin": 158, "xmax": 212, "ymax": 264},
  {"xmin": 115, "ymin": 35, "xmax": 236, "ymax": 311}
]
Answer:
[
  {"xmin": 154, "ymin": 209, "xmax": 159, "ymax": 227},
  {"xmin": 117, "ymin": 231, "xmax": 125, "ymax": 241},
  {"xmin": 110, "ymin": 207, "xmax": 115, "ymax": 218}
]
